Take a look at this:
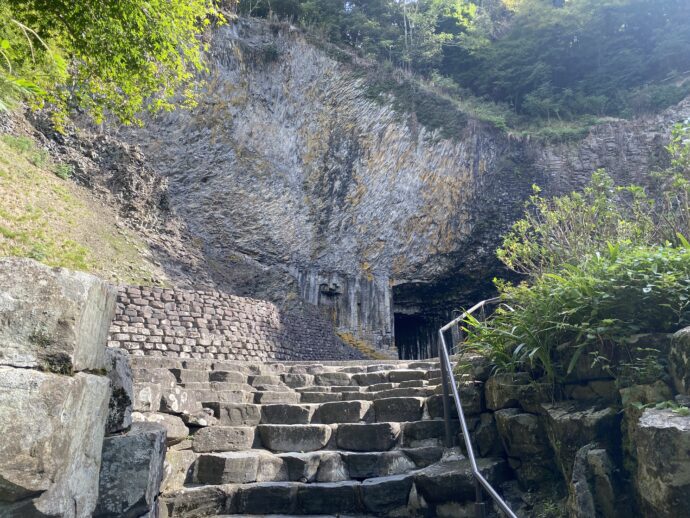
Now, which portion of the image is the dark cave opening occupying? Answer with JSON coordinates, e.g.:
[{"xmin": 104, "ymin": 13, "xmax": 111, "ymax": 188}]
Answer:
[{"xmin": 394, "ymin": 312, "xmax": 441, "ymax": 360}]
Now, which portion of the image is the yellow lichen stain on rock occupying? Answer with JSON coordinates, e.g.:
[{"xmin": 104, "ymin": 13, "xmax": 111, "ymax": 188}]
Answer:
[{"xmin": 337, "ymin": 331, "xmax": 389, "ymax": 360}]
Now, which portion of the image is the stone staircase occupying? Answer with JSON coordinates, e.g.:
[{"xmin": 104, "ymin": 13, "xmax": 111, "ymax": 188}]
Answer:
[{"xmin": 129, "ymin": 356, "xmax": 509, "ymax": 517}]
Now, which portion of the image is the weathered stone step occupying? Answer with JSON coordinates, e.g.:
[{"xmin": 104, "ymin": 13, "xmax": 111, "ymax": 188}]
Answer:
[
  {"xmin": 191, "ymin": 447, "xmax": 442, "ymax": 485},
  {"xmin": 162, "ymin": 457, "xmax": 509, "ymax": 517},
  {"xmin": 186, "ymin": 420, "xmax": 460, "ymax": 454}
]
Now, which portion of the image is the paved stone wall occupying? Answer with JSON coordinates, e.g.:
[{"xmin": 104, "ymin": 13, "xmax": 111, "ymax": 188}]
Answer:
[{"xmin": 108, "ymin": 286, "xmax": 365, "ymax": 361}]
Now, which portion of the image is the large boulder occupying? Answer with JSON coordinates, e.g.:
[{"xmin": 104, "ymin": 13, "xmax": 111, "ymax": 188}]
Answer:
[
  {"xmin": 633, "ymin": 408, "xmax": 690, "ymax": 517},
  {"xmin": 567, "ymin": 443, "xmax": 625, "ymax": 518},
  {"xmin": 94, "ymin": 422, "xmax": 167, "ymax": 518},
  {"xmin": 494, "ymin": 408, "xmax": 557, "ymax": 488},
  {"xmin": 414, "ymin": 457, "xmax": 510, "ymax": 504},
  {"xmin": 0, "ymin": 258, "xmax": 116, "ymax": 373},
  {"xmin": 105, "ymin": 348, "xmax": 134, "ymax": 433},
  {"xmin": 541, "ymin": 402, "xmax": 621, "ymax": 482},
  {"xmin": 0, "ymin": 368, "xmax": 110, "ymax": 517}
]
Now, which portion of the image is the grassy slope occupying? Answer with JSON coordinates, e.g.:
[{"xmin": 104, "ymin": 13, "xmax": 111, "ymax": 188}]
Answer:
[{"xmin": 0, "ymin": 133, "xmax": 168, "ymax": 285}]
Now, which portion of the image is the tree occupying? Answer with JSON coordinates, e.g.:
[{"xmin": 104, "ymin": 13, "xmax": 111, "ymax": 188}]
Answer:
[{"xmin": 0, "ymin": 0, "xmax": 225, "ymax": 125}]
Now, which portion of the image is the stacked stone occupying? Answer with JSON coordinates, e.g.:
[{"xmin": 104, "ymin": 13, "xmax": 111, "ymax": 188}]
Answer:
[
  {"xmin": 109, "ymin": 285, "xmax": 365, "ymax": 361},
  {"xmin": 0, "ymin": 259, "xmax": 167, "ymax": 518}
]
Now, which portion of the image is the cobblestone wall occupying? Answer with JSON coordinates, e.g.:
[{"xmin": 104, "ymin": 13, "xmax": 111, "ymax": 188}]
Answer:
[{"xmin": 107, "ymin": 286, "xmax": 365, "ymax": 361}]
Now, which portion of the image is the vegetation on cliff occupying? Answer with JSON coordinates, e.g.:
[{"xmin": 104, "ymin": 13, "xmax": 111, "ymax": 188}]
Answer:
[
  {"xmin": 0, "ymin": 0, "xmax": 224, "ymax": 125},
  {"xmin": 241, "ymin": 0, "xmax": 690, "ymax": 134},
  {"xmin": 464, "ymin": 121, "xmax": 690, "ymax": 381},
  {"xmin": 0, "ymin": 133, "xmax": 166, "ymax": 284}
]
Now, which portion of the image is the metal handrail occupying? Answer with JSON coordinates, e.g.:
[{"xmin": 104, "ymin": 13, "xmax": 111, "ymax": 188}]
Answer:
[{"xmin": 437, "ymin": 297, "xmax": 518, "ymax": 518}]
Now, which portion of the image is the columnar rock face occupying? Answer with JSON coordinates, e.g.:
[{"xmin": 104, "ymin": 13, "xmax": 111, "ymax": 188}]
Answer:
[
  {"xmin": 119, "ymin": 17, "xmax": 690, "ymax": 357},
  {"xmin": 0, "ymin": 259, "xmax": 116, "ymax": 517},
  {"xmin": 109, "ymin": 285, "xmax": 366, "ymax": 360}
]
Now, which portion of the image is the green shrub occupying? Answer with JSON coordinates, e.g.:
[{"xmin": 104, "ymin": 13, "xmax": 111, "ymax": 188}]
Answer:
[
  {"xmin": 465, "ymin": 245, "xmax": 690, "ymax": 380},
  {"xmin": 54, "ymin": 163, "xmax": 73, "ymax": 180},
  {"xmin": 498, "ymin": 170, "xmax": 655, "ymax": 276}
]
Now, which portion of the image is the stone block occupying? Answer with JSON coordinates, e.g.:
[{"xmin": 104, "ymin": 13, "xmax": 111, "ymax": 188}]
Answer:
[
  {"xmin": 314, "ymin": 372, "xmax": 352, "ymax": 386},
  {"xmin": 402, "ymin": 446, "xmax": 444, "ymax": 467},
  {"xmin": 209, "ymin": 370, "xmax": 246, "ymax": 383},
  {"xmin": 261, "ymin": 404, "xmax": 314, "ymax": 424},
  {"xmin": 415, "ymin": 458, "xmax": 509, "ymax": 504},
  {"xmin": 282, "ymin": 373, "xmax": 314, "ymax": 388},
  {"xmin": 258, "ymin": 424, "xmax": 332, "ymax": 452},
  {"xmin": 300, "ymin": 391, "xmax": 342, "ymax": 403},
  {"xmin": 254, "ymin": 391, "xmax": 301, "ymax": 404},
  {"xmin": 485, "ymin": 373, "xmax": 530, "ymax": 411},
  {"xmin": 94, "ymin": 422, "xmax": 167, "ymax": 518},
  {"xmin": 192, "ymin": 426, "xmax": 255, "ymax": 453},
  {"xmin": 279, "ymin": 452, "xmax": 323, "ymax": 482},
  {"xmin": 0, "ymin": 368, "xmax": 110, "ymax": 517},
  {"xmin": 388, "ymin": 370, "xmax": 426, "ymax": 382},
  {"xmin": 313, "ymin": 400, "xmax": 372, "ymax": 423},
  {"xmin": 494, "ymin": 408, "xmax": 551, "ymax": 458},
  {"xmin": 373, "ymin": 397, "xmax": 424, "ymax": 422},
  {"xmin": 132, "ymin": 412, "xmax": 190, "ymax": 445},
  {"xmin": 342, "ymin": 451, "xmax": 416, "ymax": 479},
  {"xmin": 235, "ymin": 482, "xmax": 297, "ymax": 515},
  {"xmin": 104, "ymin": 347, "xmax": 134, "ymax": 433},
  {"xmin": 542, "ymin": 402, "xmax": 621, "ymax": 482},
  {"xmin": 296, "ymin": 481, "xmax": 359, "ymax": 515},
  {"xmin": 352, "ymin": 371, "xmax": 389, "ymax": 386},
  {"xmin": 161, "ymin": 450, "xmax": 197, "ymax": 493},
  {"xmin": 633, "ymin": 409, "xmax": 690, "ymax": 517},
  {"xmin": 402, "ymin": 420, "xmax": 459, "ymax": 447},
  {"xmin": 361, "ymin": 474, "xmax": 413, "ymax": 514},
  {"xmin": 670, "ymin": 327, "xmax": 690, "ymax": 394},
  {"xmin": 315, "ymin": 452, "xmax": 348, "ymax": 482},
  {"xmin": 161, "ymin": 485, "xmax": 227, "ymax": 518},
  {"xmin": 133, "ymin": 382, "xmax": 163, "ymax": 412},
  {"xmin": 206, "ymin": 402, "xmax": 261, "ymax": 426},
  {"xmin": 160, "ymin": 387, "xmax": 201, "ymax": 415},
  {"xmin": 0, "ymin": 258, "xmax": 116, "ymax": 373},
  {"xmin": 195, "ymin": 452, "xmax": 262, "ymax": 484},
  {"xmin": 337, "ymin": 423, "xmax": 401, "ymax": 451}
]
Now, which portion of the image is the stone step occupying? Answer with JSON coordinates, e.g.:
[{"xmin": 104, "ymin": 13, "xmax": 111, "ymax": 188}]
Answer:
[
  {"xmin": 185, "ymin": 420, "xmax": 460, "ymax": 453},
  {"xmin": 181, "ymin": 381, "xmax": 255, "ymax": 392},
  {"xmin": 191, "ymin": 447, "xmax": 441, "ymax": 485},
  {"xmin": 162, "ymin": 457, "xmax": 509, "ymax": 517}
]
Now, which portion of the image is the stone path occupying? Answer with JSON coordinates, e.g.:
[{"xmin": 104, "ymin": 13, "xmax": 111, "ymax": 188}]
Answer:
[{"xmin": 129, "ymin": 356, "xmax": 508, "ymax": 517}]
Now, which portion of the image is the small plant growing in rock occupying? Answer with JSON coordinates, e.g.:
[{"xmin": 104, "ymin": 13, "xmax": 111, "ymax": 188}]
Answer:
[{"xmin": 54, "ymin": 163, "xmax": 73, "ymax": 180}]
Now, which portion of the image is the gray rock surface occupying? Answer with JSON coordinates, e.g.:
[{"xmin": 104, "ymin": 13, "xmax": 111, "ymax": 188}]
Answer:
[
  {"xmin": 633, "ymin": 408, "xmax": 690, "ymax": 517},
  {"xmin": 0, "ymin": 368, "xmax": 110, "ymax": 517},
  {"xmin": 132, "ymin": 412, "xmax": 190, "ymax": 445},
  {"xmin": 670, "ymin": 326, "xmax": 690, "ymax": 394},
  {"xmin": 94, "ymin": 422, "xmax": 167, "ymax": 518},
  {"xmin": 161, "ymin": 450, "xmax": 197, "ymax": 493},
  {"xmin": 258, "ymin": 424, "xmax": 332, "ymax": 452},
  {"xmin": 192, "ymin": 426, "xmax": 255, "ymax": 453},
  {"xmin": 542, "ymin": 402, "xmax": 621, "ymax": 482},
  {"xmin": 0, "ymin": 258, "xmax": 116, "ymax": 372},
  {"xmin": 105, "ymin": 347, "xmax": 134, "ymax": 433},
  {"xmin": 337, "ymin": 423, "xmax": 401, "ymax": 451}
]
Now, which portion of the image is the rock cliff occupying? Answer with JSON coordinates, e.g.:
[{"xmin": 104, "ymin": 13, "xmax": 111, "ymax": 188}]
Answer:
[{"xmin": 100, "ymin": 18, "xmax": 689, "ymax": 357}]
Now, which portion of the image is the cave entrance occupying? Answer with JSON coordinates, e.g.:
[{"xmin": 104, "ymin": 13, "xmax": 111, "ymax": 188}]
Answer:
[{"xmin": 394, "ymin": 312, "xmax": 440, "ymax": 359}]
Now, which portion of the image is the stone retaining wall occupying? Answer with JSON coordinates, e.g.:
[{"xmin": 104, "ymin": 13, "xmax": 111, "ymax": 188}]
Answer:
[{"xmin": 107, "ymin": 286, "xmax": 364, "ymax": 361}]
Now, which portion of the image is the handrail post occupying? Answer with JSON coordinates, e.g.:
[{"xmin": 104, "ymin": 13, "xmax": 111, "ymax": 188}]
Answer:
[
  {"xmin": 474, "ymin": 479, "xmax": 487, "ymax": 518},
  {"xmin": 438, "ymin": 332, "xmax": 453, "ymax": 448}
]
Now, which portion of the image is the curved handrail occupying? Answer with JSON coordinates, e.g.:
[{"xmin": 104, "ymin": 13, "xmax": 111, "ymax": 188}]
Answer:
[{"xmin": 437, "ymin": 297, "xmax": 518, "ymax": 518}]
